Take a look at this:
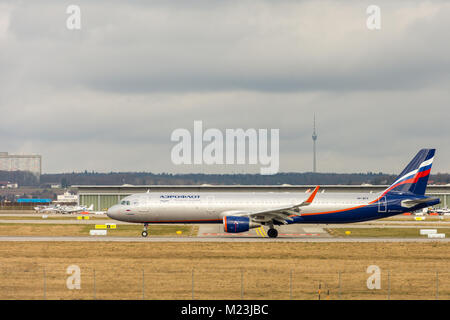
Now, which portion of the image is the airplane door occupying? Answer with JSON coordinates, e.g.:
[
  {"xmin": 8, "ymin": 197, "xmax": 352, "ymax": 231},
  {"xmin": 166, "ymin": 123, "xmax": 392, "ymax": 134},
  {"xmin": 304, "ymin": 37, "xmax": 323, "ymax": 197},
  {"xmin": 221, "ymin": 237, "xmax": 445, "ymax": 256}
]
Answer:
[
  {"xmin": 206, "ymin": 196, "xmax": 215, "ymax": 215},
  {"xmin": 138, "ymin": 198, "xmax": 148, "ymax": 213},
  {"xmin": 378, "ymin": 197, "xmax": 387, "ymax": 213},
  {"xmin": 137, "ymin": 197, "xmax": 150, "ymax": 213}
]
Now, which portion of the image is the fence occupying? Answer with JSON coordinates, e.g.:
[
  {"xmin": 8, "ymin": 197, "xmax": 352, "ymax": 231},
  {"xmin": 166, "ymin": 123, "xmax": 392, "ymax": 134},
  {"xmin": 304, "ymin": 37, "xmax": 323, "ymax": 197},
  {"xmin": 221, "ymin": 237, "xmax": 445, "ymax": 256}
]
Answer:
[
  {"xmin": 0, "ymin": 204, "xmax": 36, "ymax": 210},
  {"xmin": 0, "ymin": 264, "xmax": 449, "ymax": 300}
]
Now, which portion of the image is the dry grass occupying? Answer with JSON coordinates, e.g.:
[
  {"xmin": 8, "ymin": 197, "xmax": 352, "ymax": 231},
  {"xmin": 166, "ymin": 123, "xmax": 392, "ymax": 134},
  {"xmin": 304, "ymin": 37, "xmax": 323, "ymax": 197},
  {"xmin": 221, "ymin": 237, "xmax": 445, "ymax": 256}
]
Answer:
[
  {"xmin": 0, "ymin": 216, "xmax": 110, "ymax": 220},
  {"xmin": 327, "ymin": 228, "xmax": 450, "ymax": 238},
  {"xmin": 0, "ymin": 242, "xmax": 449, "ymax": 300},
  {"xmin": 0, "ymin": 223, "xmax": 194, "ymax": 237},
  {"xmin": 380, "ymin": 216, "xmax": 450, "ymax": 221}
]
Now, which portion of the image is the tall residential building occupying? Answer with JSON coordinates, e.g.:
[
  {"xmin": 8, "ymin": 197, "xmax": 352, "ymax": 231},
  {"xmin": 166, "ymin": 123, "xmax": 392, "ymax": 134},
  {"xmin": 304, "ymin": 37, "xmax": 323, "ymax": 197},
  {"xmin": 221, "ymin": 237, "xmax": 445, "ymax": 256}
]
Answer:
[{"xmin": 0, "ymin": 152, "xmax": 42, "ymax": 180}]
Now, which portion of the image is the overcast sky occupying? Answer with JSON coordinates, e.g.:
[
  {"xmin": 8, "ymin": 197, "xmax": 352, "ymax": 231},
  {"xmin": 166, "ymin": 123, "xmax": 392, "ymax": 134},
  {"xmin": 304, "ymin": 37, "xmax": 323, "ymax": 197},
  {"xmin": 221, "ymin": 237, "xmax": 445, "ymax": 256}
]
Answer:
[{"xmin": 0, "ymin": 0, "xmax": 449, "ymax": 175}]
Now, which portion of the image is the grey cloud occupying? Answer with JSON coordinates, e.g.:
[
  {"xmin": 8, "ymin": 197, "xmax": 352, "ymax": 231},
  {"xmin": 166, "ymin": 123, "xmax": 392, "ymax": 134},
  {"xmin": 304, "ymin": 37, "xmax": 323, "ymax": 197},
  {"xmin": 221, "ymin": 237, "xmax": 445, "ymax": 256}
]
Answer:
[
  {"xmin": 0, "ymin": 1, "xmax": 449, "ymax": 173},
  {"xmin": 3, "ymin": 1, "xmax": 450, "ymax": 94}
]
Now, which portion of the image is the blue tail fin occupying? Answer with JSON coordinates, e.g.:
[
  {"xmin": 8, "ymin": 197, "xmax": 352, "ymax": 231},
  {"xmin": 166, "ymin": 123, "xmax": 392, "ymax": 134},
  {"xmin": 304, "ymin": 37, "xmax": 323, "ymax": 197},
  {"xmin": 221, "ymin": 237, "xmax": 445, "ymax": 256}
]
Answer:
[{"xmin": 383, "ymin": 149, "xmax": 435, "ymax": 196}]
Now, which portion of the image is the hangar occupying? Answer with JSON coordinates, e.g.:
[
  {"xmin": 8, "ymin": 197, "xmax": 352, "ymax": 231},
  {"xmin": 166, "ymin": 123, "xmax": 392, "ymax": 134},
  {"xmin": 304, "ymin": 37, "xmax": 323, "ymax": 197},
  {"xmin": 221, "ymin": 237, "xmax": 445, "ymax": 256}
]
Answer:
[{"xmin": 74, "ymin": 184, "xmax": 450, "ymax": 211}]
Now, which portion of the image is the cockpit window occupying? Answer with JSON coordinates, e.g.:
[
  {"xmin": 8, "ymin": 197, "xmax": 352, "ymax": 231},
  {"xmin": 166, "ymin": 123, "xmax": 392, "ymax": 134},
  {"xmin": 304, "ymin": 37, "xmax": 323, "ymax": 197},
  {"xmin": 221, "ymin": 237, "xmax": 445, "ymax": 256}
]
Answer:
[{"xmin": 120, "ymin": 200, "xmax": 130, "ymax": 205}]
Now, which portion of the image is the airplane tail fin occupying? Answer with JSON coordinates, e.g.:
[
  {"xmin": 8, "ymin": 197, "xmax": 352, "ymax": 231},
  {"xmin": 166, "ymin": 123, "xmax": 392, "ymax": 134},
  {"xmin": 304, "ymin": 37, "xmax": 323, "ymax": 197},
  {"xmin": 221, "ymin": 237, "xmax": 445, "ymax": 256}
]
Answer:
[
  {"xmin": 383, "ymin": 149, "xmax": 435, "ymax": 196},
  {"xmin": 87, "ymin": 204, "xmax": 94, "ymax": 211}
]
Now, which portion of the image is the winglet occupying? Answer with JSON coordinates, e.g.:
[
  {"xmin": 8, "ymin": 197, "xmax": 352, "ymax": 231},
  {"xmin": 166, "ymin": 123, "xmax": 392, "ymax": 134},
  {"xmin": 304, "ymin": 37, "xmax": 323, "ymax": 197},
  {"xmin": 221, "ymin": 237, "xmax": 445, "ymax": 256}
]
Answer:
[{"xmin": 305, "ymin": 186, "xmax": 320, "ymax": 204}]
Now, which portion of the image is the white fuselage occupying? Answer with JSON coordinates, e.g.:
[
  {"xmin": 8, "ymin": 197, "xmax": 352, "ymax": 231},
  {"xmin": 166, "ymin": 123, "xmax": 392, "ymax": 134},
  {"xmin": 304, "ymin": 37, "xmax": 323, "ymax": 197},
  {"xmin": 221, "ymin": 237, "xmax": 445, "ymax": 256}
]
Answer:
[{"xmin": 106, "ymin": 191, "xmax": 381, "ymax": 224}]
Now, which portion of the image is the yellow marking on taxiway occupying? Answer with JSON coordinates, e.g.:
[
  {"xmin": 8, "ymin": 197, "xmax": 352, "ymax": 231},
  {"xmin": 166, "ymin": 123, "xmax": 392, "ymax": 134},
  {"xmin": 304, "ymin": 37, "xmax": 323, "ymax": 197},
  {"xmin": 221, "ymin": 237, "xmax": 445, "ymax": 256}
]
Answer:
[{"xmin": 255, "ymin": 227, "xmax": 267, "ymax": 238}]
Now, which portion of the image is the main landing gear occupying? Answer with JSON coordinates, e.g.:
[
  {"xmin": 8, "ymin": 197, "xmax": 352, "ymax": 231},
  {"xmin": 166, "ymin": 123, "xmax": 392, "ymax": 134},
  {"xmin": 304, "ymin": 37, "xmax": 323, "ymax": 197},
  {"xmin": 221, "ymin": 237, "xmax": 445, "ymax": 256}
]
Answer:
[
  {"xmin": 267, "ymin": 228, "xmax": 278, "ymax": 238},
  {"xmin": 266, "ymin": 221, "xmax": 278, "ymax": 238},
  {"xmin": 142, "ymin": 223, "xmax": 148, "ymax": 237}
]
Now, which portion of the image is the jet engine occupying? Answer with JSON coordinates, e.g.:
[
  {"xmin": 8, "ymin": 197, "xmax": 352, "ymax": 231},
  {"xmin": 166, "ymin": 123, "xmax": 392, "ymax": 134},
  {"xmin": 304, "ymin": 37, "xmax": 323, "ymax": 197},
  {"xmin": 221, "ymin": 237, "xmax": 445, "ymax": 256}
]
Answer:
[{"xmin": 223, "ymin": 216, "xmax": 260, "ymax": 233}]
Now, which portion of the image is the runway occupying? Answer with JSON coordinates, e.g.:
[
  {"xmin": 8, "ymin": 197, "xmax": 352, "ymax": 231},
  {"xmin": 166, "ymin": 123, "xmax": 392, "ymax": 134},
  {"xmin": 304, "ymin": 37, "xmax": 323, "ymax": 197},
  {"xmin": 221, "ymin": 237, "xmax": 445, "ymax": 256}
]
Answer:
[
  {"xmin": 1, "ymin": 215, "xmax": 449, "ymax": 227},
  {"xmin": 0, "ymin": 213, "xmax": 448, "ymax": 242},
  {"xmin": 0, "ymin": 219, "xmax": 128, "ymax": 225}
]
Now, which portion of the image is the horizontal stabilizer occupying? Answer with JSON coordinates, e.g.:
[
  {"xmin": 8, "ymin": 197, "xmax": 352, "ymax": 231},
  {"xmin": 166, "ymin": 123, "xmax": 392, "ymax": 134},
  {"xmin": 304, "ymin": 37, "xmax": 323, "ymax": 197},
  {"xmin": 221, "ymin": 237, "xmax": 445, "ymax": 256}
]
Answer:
[{"xmin": 401, "ymin": 197, "xmax": 440, "ymax": 208}]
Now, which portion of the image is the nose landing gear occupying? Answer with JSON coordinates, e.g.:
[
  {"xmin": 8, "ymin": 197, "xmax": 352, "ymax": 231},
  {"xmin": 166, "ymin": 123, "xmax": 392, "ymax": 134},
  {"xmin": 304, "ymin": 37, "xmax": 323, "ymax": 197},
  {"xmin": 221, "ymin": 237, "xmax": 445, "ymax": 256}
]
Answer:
[{"xmin": 142, "ymin": 223, "xmax": 148, "ymax": 237}]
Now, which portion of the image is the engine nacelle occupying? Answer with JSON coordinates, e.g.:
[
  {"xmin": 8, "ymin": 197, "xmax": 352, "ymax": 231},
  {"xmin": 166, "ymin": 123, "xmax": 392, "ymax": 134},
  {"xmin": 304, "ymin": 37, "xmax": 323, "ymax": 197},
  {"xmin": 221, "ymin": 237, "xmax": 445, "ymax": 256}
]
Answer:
[{"xmin": 223, "ymin": 216, "xmax": 260, "ymax": 233}]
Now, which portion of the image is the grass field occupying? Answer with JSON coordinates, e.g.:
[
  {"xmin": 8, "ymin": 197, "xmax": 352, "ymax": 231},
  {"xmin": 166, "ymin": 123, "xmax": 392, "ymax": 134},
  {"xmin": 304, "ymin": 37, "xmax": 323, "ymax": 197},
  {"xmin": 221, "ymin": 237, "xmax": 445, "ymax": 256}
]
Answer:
[
  {"xmin": 327, "ymin": 228, "xmax": 450, "ymax": 238},
  {"xmin": 0, "ymin": 216, "xmax": 110, "ymax": 220},
  {"xmin": 0, "ymin": 223, "xmax": 195, "ymax": 237},
  {"xmin": 0, "ymin": 242, "xmax": 449, "ymax": 300},
  {"xmin": 380, "ymin": 216, "xmax": 450, "ymax": 221},
  {"xmin": 1, "ymin": 222, "xmax": 449, "ymax": 239}
]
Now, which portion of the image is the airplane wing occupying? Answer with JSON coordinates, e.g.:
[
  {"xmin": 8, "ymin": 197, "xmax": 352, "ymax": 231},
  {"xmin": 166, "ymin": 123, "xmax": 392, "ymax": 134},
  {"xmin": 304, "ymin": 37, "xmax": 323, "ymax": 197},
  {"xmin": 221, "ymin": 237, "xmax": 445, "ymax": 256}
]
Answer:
[{"xmin": 224, "ymin": 186, "xmax": 320, "ymax": 225}]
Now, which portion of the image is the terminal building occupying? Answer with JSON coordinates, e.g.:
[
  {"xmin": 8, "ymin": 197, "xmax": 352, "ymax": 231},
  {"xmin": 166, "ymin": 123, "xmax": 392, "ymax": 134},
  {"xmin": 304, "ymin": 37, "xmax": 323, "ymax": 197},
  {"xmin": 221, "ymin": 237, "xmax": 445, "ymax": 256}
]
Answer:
[
  {"xmin": 74, "ymin": 184, "xmax": 450, "ymax": 212},
  {"xmin": 0, "ymin": 152, "xmax": 42, "ymax": 180}
]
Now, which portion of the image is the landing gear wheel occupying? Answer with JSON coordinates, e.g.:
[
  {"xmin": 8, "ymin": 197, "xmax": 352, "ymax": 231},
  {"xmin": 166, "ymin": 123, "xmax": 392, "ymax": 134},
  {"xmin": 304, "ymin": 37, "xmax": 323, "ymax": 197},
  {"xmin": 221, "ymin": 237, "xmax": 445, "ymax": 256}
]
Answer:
[
  {"xmin": 267, "ymin": 228, "xmax": 278, "ymax": 238},
  {"xmin": 142, "ymin": 223, "xmax": 149, "ymax": 237}
]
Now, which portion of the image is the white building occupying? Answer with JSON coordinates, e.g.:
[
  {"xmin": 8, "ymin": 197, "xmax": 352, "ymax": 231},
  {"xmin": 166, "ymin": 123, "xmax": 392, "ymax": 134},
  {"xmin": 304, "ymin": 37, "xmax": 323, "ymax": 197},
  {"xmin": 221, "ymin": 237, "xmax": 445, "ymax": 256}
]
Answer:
[
  {"xmin": 0, "ymin": 181, "xmax": 18, "ymax": 189},
  {"xmin": 55, "ymin": 192, "xmax": 78, "ymax": 204}
]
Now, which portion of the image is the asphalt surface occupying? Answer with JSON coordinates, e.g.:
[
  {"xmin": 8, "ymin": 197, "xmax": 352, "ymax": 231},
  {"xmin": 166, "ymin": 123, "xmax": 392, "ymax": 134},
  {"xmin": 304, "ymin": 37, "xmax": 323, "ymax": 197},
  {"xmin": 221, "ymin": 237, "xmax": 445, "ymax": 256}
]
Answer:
[
  {"xmin": 198, "ymin": 223, "xmax": 331, "ymax": 238},
  {"xmin": 0, "ymin": 219, "xmax": 128, "ymax": 224},
  {"xmin": 0, "ymin": 213, "xmax": 448, "ymax": 242},
  {"xmin": 1, "ymin": 218, "xmax": 449, "ymax": 229}
]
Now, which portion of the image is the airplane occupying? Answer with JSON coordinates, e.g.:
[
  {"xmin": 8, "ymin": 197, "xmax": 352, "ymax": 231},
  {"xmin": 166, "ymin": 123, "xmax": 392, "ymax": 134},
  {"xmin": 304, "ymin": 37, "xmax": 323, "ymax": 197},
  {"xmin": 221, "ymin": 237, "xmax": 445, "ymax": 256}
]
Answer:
[
  {"xmin": 59, "ymin": 204, "xmax": 94, "ymax": 214},
  {"xmin": 107, "ymin": 149, "xmax": 440, "ymax": 238},
  {"xmin": 433, "ymin": 208, "xmax": 450, "ymax": 215},
  {"xmin": 35, "ymin": 205, "xmax": 62, "ymax": 214},
  {"xmin": 89, "ymin": 210, "xmax": 108, "ymax": 215}
]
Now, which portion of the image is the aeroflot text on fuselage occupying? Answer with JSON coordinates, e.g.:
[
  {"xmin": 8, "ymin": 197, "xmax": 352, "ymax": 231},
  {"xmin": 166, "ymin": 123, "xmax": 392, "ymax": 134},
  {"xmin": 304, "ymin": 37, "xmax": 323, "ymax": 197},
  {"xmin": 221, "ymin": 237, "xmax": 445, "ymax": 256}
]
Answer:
[{"xmin": 160, "ymin": 195, "xmax": 200, "ymax": 199}]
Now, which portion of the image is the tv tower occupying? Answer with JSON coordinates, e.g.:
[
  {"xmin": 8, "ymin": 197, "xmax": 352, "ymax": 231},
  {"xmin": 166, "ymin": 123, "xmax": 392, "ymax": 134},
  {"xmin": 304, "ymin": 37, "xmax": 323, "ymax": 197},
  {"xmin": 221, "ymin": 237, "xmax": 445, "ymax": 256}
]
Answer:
[{"xmin": 312, "ymin": 114, "xmax": 318, "ymax": 173}]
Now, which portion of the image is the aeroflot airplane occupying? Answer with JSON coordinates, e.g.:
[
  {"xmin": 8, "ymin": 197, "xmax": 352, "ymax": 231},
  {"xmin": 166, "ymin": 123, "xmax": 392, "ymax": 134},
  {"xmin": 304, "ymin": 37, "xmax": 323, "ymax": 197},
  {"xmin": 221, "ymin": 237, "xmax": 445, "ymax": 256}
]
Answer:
[{"xmin": 107, "ymin": 149, "xmax": 440, "ymax": 238}]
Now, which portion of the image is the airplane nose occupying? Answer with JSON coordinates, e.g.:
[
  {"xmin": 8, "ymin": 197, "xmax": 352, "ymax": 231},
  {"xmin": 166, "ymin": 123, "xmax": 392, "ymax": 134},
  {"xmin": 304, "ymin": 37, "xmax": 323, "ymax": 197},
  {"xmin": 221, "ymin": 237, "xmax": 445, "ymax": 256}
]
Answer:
[{"xmin": 107, "ymin": 205, "xmax": 120, "ymax": 220}]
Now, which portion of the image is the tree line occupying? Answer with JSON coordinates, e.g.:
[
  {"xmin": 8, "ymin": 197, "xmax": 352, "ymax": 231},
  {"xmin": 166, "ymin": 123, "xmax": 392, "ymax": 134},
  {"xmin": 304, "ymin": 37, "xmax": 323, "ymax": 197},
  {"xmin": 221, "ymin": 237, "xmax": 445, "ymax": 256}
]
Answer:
[
  {"xmin": 41, "ymin": 171, "xmax": 450, "ymax": 187},
  {"xmin": 2, "ymin": 170, "xmax": 449, "ymax": 187}
]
